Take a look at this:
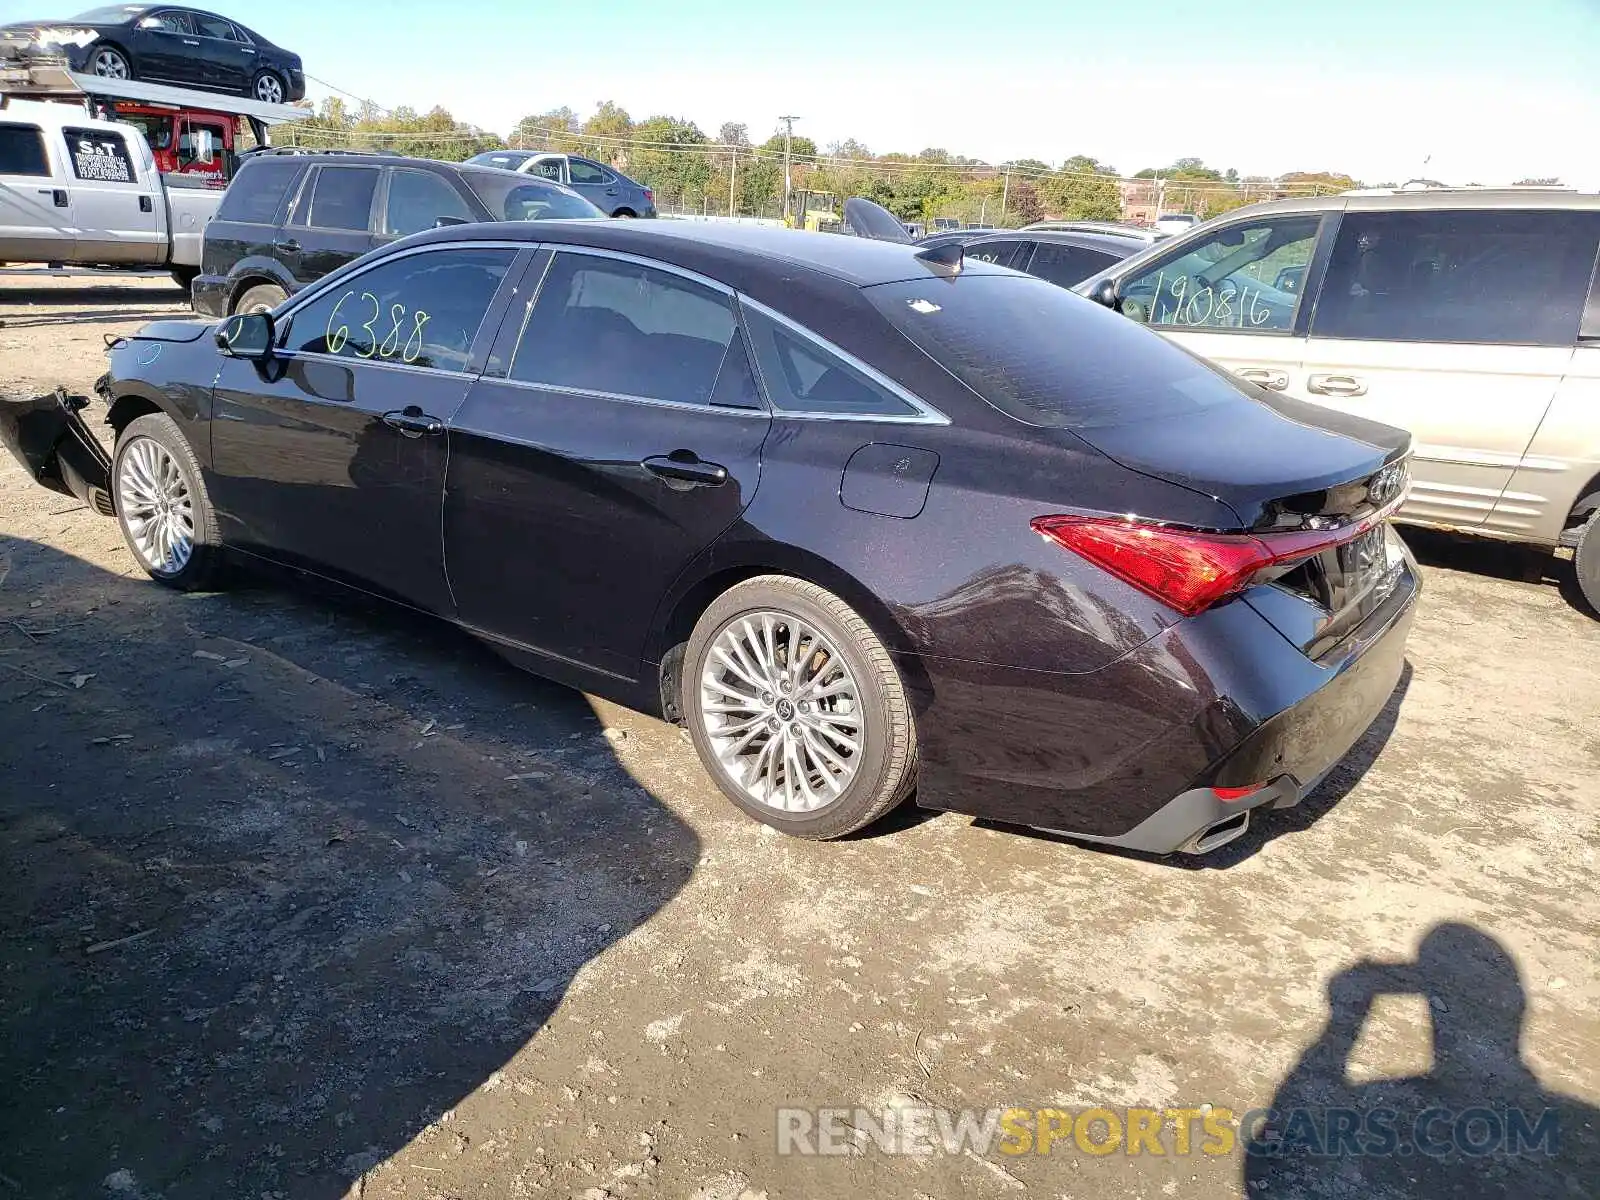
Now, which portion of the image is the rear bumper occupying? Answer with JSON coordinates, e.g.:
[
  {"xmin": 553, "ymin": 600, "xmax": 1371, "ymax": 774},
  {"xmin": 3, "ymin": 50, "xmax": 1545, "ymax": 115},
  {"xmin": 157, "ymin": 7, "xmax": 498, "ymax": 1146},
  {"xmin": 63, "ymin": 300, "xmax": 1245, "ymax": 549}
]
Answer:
[
  {"xmin": 191, "ymin": 275, "xmax": 229, "ymax": 319},
  {"xmin": 910, "ymin": 547, "xmax": 1420, "ymax": 853}
]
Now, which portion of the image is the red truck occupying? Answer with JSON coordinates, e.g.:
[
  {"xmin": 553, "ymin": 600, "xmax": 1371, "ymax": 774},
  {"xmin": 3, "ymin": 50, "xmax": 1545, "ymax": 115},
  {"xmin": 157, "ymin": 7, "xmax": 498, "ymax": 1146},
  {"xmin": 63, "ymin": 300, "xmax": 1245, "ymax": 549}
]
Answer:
[{"xmin": 98, "ymin": 101, "xmax": 240, "ymax": 185}]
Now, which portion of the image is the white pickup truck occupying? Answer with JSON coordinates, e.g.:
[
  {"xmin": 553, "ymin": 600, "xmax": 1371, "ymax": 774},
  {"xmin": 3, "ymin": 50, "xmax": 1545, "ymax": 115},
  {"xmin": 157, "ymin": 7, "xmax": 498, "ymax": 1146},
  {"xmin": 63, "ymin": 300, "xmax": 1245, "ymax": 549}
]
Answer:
[{"xmin": 0, "ymin": 98, "xmax": 222, "ymax": 286}]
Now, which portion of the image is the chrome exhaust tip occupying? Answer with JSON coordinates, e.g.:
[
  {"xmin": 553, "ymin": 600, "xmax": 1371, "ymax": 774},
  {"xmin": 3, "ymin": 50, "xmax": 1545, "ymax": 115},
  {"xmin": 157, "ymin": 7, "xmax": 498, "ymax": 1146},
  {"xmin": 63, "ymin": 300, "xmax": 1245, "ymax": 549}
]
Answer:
[{"xmin": 1180, "ymin": 810, "xmax": 1250, "ymax": 855}]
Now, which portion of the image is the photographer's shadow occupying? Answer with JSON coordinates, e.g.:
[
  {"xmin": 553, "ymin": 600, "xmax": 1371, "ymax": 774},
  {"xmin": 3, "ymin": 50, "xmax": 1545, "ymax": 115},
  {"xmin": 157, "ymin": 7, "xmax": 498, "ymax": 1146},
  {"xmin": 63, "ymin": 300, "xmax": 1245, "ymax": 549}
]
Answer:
[{"xmin": 1244, "ymin": 923, "xmax": 1599, "ymax": 1198}]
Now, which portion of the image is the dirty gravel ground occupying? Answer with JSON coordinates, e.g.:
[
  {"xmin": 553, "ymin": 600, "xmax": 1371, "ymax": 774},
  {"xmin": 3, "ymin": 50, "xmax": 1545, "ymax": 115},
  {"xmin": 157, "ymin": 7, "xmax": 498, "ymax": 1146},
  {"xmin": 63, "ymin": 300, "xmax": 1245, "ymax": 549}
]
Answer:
[{"xmin": 1, "ymin": 274, "xmax": 1597, "ymax": 1200}]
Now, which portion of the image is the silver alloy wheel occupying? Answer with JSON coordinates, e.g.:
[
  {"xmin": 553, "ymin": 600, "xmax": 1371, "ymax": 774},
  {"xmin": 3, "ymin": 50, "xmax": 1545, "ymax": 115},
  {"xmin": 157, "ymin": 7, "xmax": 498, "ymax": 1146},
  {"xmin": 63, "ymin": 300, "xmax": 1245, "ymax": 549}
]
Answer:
[
  {"xmin": 118, "ymin": 436, "xmax": 194, "ymax": 574},
  {"xmin": 700, "ymin": 610, "xmax": 863, "ymax": 812},
  {"xmin": 255, "ymin": 73, "xmax": 283, "ymax": 103},
  {"xmin": 91, "ymin": 48, "xmax": 129, "ymax": 78}
]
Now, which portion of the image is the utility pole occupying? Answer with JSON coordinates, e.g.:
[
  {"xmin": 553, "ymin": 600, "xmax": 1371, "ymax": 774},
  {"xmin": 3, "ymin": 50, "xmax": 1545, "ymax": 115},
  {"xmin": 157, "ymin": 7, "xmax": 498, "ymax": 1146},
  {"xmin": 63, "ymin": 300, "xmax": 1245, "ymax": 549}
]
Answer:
[
  {"xmin": 779, "ymin": 115, "xmax": 800, "ymax": 223},
  {"xmin": 729, "ymin": 146, "xmax": 737, "ymax": 218},
  {"xmin": 1001, "ymin": 169, "xmax": 1010, "ymax": 217}
]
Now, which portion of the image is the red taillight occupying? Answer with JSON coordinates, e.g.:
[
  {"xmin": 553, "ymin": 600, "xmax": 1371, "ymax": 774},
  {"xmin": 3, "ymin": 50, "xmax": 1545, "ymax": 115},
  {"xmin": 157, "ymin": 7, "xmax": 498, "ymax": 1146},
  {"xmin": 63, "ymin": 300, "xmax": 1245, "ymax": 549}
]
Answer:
[
  {"xmin": 643, "ymin": 188, "xmax": 654, "ymax": 203},
  {"xmin": 1212, "ymin": 784, "xmax": 1265, "ymax": 802},
  {"xmin": 1031, "ymin": 514, "xmax": 1380, "ymax": 617}
]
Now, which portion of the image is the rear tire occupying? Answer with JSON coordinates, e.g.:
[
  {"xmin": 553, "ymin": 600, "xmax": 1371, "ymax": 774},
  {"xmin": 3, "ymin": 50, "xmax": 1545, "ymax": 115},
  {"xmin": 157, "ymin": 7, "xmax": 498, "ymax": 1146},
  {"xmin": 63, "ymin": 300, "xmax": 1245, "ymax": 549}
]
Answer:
[
  {"xmin": 683, "ymin": 576, "xmax": 917, "ymax": 840},
  {"xmin": 251, "ymin": 70, "xmax": 286, "ymax": 104},
  {"xmin": 112, "ymin": 414, "xmax": 223, "ymax": 591},
  {"xmin": 233, "ymin": 283, "xmax": 286, "ymax": 315},
  {"xmin": 89, "ymin": 45, "xmax": 132, "ymax": 80},
  {"xmin": 612, "ymin": 209, "xmax": 637, "ymax": 219},
  {"xmin": 1575, "ymin": 509, "xmax": 1600, "ymax": 617}
]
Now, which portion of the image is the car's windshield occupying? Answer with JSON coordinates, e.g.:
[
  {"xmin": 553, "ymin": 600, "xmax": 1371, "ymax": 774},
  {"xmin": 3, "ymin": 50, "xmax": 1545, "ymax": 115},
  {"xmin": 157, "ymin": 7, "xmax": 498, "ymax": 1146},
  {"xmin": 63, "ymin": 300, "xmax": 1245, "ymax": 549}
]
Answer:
[
  {"xmin": 460, "ymin": 171, "xmax": 603, "ymax": 222},
  {"xmin": 72, "ymin": 5, "xmax": 147, "ymax": 19},
  {"xmin": 868, "ymin": 274, "xmax": 1254, "ymax": 429}
]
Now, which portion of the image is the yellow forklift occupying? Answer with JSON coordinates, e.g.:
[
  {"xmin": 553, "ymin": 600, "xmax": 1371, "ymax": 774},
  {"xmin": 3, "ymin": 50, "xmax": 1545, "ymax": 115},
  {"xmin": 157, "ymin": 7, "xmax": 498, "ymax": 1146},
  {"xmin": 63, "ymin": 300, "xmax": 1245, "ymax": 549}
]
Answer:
[{"xmin": 783, "ymin": 189, "xmax": 842, "ymax": 233}]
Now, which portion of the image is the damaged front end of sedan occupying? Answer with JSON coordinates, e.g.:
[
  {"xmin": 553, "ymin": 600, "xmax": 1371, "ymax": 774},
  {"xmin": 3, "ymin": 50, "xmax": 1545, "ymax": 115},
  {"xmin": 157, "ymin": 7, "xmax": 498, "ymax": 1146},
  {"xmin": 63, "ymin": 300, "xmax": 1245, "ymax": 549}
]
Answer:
[{"xmin": 0, "ymin": 380, "xmax": 115, "ymax": 516}]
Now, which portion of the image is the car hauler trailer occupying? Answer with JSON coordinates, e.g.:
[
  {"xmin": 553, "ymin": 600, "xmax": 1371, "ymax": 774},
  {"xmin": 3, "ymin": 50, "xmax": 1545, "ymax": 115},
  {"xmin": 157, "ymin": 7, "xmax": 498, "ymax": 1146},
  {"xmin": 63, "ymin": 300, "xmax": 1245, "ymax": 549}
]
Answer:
[{"xmin": 0, "ymin": 59, "xmax": 309, "ymax": 184}]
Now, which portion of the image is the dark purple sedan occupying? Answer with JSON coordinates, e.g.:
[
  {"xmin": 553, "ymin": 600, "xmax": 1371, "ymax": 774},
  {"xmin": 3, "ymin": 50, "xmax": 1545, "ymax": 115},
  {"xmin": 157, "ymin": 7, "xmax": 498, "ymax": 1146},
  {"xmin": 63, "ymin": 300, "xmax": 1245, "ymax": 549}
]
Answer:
[{"xmin": 0, "ymin": 215, "xmax": 1418, "ymax": 854}]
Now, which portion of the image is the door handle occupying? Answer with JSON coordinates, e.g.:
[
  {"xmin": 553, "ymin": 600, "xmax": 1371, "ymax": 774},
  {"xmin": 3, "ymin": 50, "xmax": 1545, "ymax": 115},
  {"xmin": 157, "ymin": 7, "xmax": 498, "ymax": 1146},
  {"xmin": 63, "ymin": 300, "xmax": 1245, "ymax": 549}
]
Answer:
[
  {"xmin": 183, "ymin": 39, "xmax": 199, "ymax": 45},
  {"xmin": 382, "ymin": 407, "xmax": 445, "ymax": 438},
  {"xmin": 1235, "ymin": 366, "xmax": 1288, "ymax": 391},
  {"xmin": 642, "ymin": 452, "xmax": 728, "ymax": 487},
  {"xmin": 274, "ymin": 238, "xmax": 300, "ymax": 253},
  {"xmin": 1307, "ymin": 373, "xmax": 1368, "ymax": 397},
  {"xmin": 37, "ymin": 188, "xmax": 69, "ymax": 207}
]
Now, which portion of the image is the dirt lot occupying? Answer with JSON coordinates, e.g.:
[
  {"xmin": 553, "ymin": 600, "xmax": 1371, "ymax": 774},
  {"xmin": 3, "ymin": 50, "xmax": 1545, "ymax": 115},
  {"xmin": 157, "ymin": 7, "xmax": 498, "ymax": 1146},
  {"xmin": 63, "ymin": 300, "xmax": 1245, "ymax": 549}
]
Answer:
[{"xmin": 2, "ymin": 273, "xmax": 1597, "ymax": 1200}]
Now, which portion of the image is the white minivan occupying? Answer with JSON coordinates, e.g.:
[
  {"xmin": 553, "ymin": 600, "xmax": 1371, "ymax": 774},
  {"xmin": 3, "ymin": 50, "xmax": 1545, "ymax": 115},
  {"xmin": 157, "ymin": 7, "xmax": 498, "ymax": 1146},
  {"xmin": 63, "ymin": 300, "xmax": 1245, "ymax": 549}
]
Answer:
[
  {"xmin": 0, "ymin": 98, "xmax": 221, "ymax": 285},
  {"xmin": 1077, "ymin": 189, "xmax": 1600, "ymax": 615}
]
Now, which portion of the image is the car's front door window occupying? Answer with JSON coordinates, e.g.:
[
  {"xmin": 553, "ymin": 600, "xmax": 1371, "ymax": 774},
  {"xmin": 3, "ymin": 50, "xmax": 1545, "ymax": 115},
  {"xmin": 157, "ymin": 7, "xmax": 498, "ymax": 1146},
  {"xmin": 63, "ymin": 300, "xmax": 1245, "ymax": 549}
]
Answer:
[
  {"xmin": 1120, "ymin": 216, "xmax": 1322, "ymax": 332},
  {"xmin": 567, "ymin": 159, "xmax": 607, "ymax": 185},
  {"xmin": 283, "ymin": 248, "xmax": 516, "ymax": 372}
]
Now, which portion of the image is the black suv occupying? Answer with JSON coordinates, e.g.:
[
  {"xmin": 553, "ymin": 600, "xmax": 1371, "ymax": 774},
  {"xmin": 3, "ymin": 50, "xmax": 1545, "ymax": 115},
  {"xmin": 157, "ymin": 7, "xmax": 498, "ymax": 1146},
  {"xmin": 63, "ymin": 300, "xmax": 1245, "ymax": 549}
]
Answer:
[{"xmin": 193, "ymin": 152, "xmax": 602, "ymax": 317}]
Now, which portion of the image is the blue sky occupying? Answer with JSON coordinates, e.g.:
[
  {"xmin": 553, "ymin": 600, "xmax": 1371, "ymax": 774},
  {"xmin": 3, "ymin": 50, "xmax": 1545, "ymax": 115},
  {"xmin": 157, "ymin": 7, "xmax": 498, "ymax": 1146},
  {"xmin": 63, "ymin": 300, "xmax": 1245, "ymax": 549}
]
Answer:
[{"xmin": 60, "ymin": 0, "xmax": 1600, "ymax": 184}]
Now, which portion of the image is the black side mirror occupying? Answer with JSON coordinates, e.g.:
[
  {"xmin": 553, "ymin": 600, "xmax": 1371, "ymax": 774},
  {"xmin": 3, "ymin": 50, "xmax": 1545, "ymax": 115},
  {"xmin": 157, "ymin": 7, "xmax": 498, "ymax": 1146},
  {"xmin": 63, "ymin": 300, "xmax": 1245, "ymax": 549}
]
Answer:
[
  {"xmin": 215, "ymin": 312, "xmax": 274, "ymax": 360},
  {"xmin": 1087, "ymin": 278, "xmax": 1119, "ymax": 309},
  {"xmin": 434, "ymin": 215, "xmax": 470, "ymax": 228}
]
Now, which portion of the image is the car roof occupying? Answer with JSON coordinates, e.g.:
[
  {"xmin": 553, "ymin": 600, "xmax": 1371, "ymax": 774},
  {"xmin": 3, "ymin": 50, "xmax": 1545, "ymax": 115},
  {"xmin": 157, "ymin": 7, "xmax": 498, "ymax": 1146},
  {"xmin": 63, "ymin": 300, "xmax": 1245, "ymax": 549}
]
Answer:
[
  {"xmin": 411, "ymin": 218, "xmax": 1019, "ymax": 288},
  {"xmin": 974, "ymin": 229, "xmax": 1147, "ymax": 253},
  {"xmin": 1211, "ymin": 187, "xmax": 1600, "ymax": 219}
]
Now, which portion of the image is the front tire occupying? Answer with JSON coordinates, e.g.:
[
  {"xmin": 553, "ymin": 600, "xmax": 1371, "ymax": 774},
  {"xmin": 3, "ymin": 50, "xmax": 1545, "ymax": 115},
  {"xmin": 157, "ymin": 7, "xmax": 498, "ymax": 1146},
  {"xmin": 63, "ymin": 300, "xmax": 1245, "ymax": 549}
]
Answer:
[
  {"xmin": 112, "ymin": 414, "xmax": 223, "ymax": 591},
  {"xmin": 1575, "ymin": 509, "xmax": 1600, "ymax": 617},
  {"xmin": 683, "ymin": 576, "xmax": 917, "ymax": 839}
]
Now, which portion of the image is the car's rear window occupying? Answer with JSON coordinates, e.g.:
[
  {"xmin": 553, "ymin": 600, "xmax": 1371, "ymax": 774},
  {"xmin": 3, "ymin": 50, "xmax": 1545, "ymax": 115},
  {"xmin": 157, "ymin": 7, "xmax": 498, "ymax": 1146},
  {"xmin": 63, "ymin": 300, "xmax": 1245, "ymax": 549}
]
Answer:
[
  {"xmin": 217, "ymin": 159, "xmax": 300, "ymax": 224},
  {"xmin": 867, "ymin": 274, "xmax": 1253, "ymax": 430},
  {"xmin": 460, "ymin": 171, "xmax": 603, "ymax": 222}
]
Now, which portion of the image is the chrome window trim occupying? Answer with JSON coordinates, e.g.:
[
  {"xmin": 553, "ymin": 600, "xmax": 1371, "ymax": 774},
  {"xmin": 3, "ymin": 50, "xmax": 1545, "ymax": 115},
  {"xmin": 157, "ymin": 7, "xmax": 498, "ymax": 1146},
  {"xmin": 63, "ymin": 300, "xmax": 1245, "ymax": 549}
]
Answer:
[
  {"xmin": 277, "ymin": 240, "xmax": 527, "ymax": 321},
  {"xmin": 274, "ymin": 350, "xmax": 478, "ymax": 380},
  {"xmin": 737, "ymin": 296, "xmax": 950, "ymax": 425},
  {"xmin": 475, "ymin": 376, "xmax": 770, "ymax": 419}
]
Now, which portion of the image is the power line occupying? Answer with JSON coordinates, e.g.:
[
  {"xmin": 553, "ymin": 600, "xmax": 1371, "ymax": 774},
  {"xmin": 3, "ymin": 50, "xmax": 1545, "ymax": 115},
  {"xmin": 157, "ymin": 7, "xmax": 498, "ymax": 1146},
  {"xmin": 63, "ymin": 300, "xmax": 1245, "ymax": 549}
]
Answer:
[{"xmin": 303, "ymin": 72, "xmax": 391, "ymax": 117}]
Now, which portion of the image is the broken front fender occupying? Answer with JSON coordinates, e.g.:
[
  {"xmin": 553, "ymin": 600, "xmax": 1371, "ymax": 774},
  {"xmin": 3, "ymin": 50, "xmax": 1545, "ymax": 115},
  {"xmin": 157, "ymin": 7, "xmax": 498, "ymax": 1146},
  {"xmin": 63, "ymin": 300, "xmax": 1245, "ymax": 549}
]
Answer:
[{"xmin": 0, "ymin": 387, "xmax": 114, "ymax": 516}]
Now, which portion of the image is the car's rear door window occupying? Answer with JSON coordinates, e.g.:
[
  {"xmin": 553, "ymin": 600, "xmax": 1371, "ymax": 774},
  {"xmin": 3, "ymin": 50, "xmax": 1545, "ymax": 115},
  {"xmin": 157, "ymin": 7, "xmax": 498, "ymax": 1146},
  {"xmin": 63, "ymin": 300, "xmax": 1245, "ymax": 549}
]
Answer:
[
  {"xmin": 217, "ymin": 159, "xmax": 300, "ymax": 223},
  {"xmin": 510, "ymin": 251, "xmax": 755, "ymax": 408},
  {"xmin": 192, "ymin": 14, "xmax": 243, "ymax": 40},
  {"xmin": 1026, "ymin": 243, "xmax": 1122, "ymax": 288},
  {"xmin": 61, "ymin": 127, "xmax": 136, "ymax": 183},
  {"xmin": 568, "ymin": 159, "xmax": 608, "ymax": 185},
  {"xmin": 1311, "ymin": 209, "xmax": 1600, "ymax": 346},
  {"xmin": 382, "ymin": 168, "xmax": 474, "ymax": 238},
  {"xmin": 965, "ymin": 238, "xmax": 1025, "ymax": 268},
  {"xmin": 0, "ymin": 123, "xmax": 50, "ymax": 177},
  {"xmin": 301, "ymin": 166, "xmax": 380, "ymax": 232}
]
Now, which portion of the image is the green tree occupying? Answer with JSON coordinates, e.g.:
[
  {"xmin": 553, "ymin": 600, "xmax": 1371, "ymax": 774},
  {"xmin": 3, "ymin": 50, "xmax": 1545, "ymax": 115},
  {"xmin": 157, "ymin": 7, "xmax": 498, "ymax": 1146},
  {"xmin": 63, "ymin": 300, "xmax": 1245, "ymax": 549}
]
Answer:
[
  {"xmin": 628, "ymin": 116, "xmax": 712, "ymax": 208},
  {"xmin": 514, "ymin": 106, "xmax": 581, "ymax": 152},
  {"xmin": 1036, "ymin": 155, "xmax": 1122, "ymax": 221}
]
